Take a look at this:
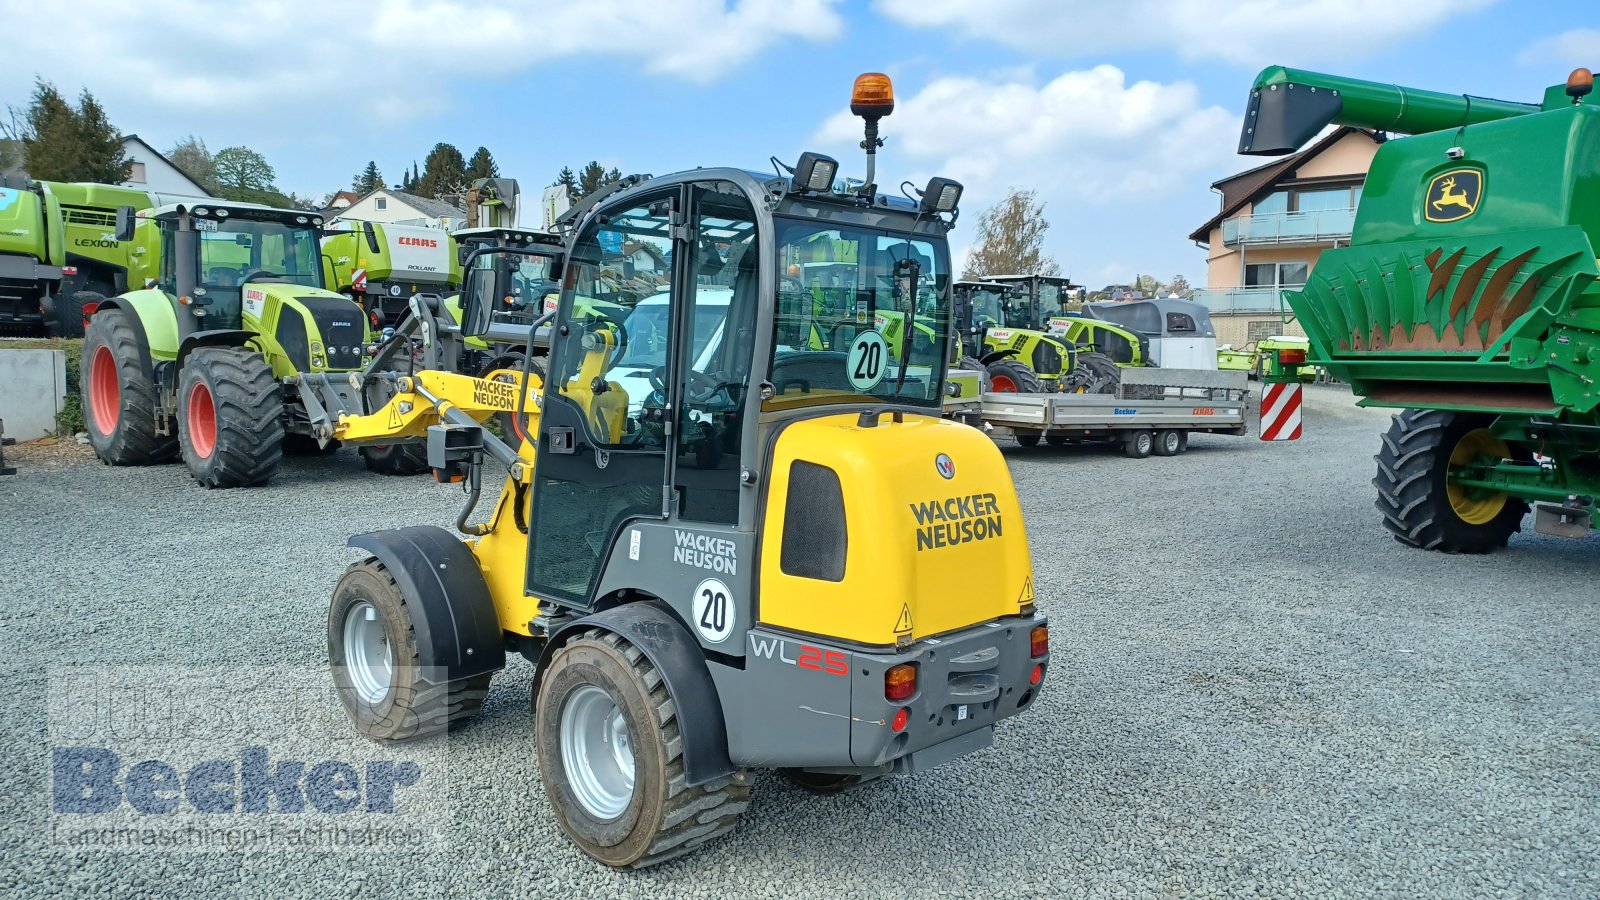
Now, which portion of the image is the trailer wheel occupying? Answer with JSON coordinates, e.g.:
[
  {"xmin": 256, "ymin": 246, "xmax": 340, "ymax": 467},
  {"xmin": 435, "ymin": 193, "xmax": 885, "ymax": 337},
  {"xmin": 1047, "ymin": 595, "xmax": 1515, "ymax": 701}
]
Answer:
[
  {"xmin": 1154, "ymin": 429, "xmax": 1183, "ymax": 456},
  {"xmin": 1374, "ymin": 408, "xmax": 1529, "ymax": 553},
  {"xmin": 1122, "ymin": 430, "xmax": 1154, "ymax": 459},
  {"xmin": 177, "ymin": 347, "xmax": 284, "ymax": 488},
  {"xmin": 81, "ymin": 308, "xmax": 177, "ymax": 465},
  {"xmin": 537, "ymin": 629, "xmax": 750, "ymax": 869},
  {"xmin": 985, "ymin": 359, "xmax": 1044, "ymax": 394},
  {"xmin": 1045, "ymin": 434, "xmax": 1070, "ymax": 447},
  {"xmin": 329, "ymin": 558, "xmax": 493, "ymax": 741},
  {"xmin": 1015, "ymin": 432, "xmax": 1041, "ymax": 448}
]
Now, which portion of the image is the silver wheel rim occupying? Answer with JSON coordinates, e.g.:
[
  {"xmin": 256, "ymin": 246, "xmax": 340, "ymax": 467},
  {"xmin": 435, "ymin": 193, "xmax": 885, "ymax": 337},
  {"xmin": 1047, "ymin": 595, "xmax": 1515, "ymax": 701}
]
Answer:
[
  {"xmin": 560, "ymin": 684, "xmax": 635, "ymax": 820},
  {"xmin": 1163, "ymin": 432, "xmax": 1178, "ymax": 452},
  {"xmin": 343, "ymin": 600, "xmax": 393, "ymax": 705}
]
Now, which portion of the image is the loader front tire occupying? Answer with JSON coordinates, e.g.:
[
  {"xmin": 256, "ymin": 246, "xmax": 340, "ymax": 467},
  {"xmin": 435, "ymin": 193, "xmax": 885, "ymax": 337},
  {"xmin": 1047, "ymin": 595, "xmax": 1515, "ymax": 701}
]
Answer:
[
  {"xmin": 1374, "ymin": 408, "xmax": 1529, "ymax": 553},
  {"xmin": 82, "ymin": 308, "xmax": 177, "ymax": 465},
  {"xmin": 537, "ymin": 629, "xmax": 749, "ymax": 869},
  {"xmin": 178, "ymin": 347, "xmax": 283, "ymax": 488},
  {"xmin": 329, "ymin": 558, "xmax": 493, "ymax": 741}
]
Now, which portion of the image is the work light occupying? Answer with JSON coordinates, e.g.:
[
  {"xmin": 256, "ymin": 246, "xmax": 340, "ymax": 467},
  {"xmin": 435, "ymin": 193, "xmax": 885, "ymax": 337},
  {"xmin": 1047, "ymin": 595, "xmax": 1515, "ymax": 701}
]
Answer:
[
  {"xmin": 922, "ymin": 177, "xmax": 963, "ymax": 213},
  {"xmin": 792, "ymin": 152, "xmax": 839, "ymax": 193}
]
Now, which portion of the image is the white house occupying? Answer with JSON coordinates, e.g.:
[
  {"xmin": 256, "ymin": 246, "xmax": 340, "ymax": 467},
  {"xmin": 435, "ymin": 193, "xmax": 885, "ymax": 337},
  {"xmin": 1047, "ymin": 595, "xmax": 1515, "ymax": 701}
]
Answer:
[
  {"xmin": 119, "ymin": 134, "xmax": 213, "ymax": 196},
  {"xmin": 325, "ymin": 188, "xmax": 467, "ymax": 231}
]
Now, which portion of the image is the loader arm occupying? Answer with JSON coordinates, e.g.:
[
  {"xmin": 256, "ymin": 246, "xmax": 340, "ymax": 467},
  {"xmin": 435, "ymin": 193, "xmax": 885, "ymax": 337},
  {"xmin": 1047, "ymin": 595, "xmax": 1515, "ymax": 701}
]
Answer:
[{"xmin": 333, "ymin": 368, "xmax": 542, "ymax": 463}]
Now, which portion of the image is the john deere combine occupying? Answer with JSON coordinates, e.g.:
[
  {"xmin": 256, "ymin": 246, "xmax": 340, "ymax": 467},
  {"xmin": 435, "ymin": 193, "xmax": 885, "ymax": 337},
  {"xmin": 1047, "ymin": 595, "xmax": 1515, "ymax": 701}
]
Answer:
[{"xmin": 1239, "ymin": 64, "xmax": 1600, "ymax": 551}]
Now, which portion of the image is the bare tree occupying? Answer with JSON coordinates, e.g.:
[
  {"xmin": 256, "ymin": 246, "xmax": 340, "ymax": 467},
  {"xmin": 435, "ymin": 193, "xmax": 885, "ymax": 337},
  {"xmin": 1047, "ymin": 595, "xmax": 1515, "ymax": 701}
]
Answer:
[{"xmin": 962, "ymin": 188, "xmax": 1061, "ymax": 279}]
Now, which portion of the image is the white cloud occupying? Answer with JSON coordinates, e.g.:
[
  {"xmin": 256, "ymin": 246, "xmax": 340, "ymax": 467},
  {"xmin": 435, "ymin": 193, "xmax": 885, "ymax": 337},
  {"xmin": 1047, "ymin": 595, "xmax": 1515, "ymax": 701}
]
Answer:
[
  {"xmin": 810, "ymin": 65, "xmax": 1238, "ymax": 280},
  {"xmin": 3, "ymin": 0, "xmax": 844, "ymax": 128},
  {"xmin": 871, "ymin": 0, "xmax": 1497, "ymax": 66},
  {"xmin": 1517, "ymin": 28, "xmax": 1600, "ymax": 67}
]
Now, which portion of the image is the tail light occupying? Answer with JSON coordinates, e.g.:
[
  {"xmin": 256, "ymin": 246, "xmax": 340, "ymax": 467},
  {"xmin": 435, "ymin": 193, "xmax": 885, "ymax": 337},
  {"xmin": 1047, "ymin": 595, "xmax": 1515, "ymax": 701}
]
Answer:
[
  {"xmin": 1030, "ymin": 625, "xmax": 1049, "ymax": 658},
  {"xmin": 884, "ymin": 664, "xmax": 917, "ymax": 701},
  {"xmin": 1278, "ymin": 348, "xmax": 1307, "ymax": 365},
  {"xmin": 62, "ymin": 265, "xmax": 78, "ymax": 276}
]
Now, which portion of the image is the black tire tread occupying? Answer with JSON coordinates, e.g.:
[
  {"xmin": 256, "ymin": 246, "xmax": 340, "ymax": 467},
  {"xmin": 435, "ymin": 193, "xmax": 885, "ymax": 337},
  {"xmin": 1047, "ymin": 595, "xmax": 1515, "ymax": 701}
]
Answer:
[
  {"xmin": 81, "ymin": 308, "xmax": 176, "ymax": 465},
  {"xmin": 179, "ymin": 347, "xmax": 285, "ymax": 488},
  {"xmin": 1372, "ymin": 408, "xmax": 1527, "ymax": 553},
  {"xmin": 986, "ymin": 359, "xmax": 1045, "ymax": 394}
]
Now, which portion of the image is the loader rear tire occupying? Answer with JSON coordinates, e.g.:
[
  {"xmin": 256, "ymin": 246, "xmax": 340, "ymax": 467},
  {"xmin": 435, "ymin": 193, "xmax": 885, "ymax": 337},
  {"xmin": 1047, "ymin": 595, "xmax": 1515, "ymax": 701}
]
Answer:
[
  {"xmin": 329, "ymin": 558, "xmax": 493, "ymax": 741},
  {"xmin": 537, "ymin": 628, "xmax": 749, "ymax": 869},
  {"xmin": 985, "ymin": 359, "xmax": 1044, "ymax": 394},
  {"xmin": 82, "ymin": 308, "xmax": 177, "ymax": 466},
  {"xmin": 178, "ymin": 347, "xmax": 284, "ymax": 488},
  {"xmin": 1374, "ymin": 408, "xmax": 1528, "ymax": 553}
]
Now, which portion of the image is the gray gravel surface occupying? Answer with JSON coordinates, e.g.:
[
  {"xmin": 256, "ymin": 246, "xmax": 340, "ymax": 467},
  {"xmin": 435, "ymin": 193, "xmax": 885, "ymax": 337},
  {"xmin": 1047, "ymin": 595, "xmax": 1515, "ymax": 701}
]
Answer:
[{"xmin": 2, "ymin": 384, "xmax": 1596, "ymax": 898}]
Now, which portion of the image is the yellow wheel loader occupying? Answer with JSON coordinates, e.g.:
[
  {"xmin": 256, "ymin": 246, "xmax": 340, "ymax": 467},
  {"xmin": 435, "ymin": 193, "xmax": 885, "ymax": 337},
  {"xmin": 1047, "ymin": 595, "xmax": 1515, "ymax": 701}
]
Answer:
[{"xmin": 325, "ymin": 73, "xmax": 1051, "ymax": 869}]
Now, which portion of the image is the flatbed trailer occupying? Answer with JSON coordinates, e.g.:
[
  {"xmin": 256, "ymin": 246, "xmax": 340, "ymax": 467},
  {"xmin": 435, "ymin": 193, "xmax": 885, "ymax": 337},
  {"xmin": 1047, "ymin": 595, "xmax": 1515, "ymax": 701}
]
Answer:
[{"xmin": 978, "ymin": 367, "xmax": 1249, "ymax": 457}]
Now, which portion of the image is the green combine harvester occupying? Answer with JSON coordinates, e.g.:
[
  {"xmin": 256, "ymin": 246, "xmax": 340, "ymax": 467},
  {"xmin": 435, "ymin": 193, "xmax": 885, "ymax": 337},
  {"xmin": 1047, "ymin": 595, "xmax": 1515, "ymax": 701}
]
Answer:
[
  {"xmin": 1240, "ymin": 64, "xmax": 1600, "ymax": 551},
  {"xmin": 0, "ymin": 180, "xmax": 192, "ymax": 337}
]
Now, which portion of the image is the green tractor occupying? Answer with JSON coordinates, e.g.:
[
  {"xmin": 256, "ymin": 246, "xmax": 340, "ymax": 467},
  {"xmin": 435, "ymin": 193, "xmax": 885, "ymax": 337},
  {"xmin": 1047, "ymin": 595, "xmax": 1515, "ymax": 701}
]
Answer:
[
  {"xmin": 81, "ymin": 201, "xmax": 428, "ymax": 486},
  {"xmin": 952, "ymin": 277, "xmax": 1128, "ymax": 393},
  {"xmin": 0, "ymin": 180, "xmax": 190, "ymax": 337},
  {"xmin": 1238, "ymin": 64, "xmax": 1600, "ymax": 551}
]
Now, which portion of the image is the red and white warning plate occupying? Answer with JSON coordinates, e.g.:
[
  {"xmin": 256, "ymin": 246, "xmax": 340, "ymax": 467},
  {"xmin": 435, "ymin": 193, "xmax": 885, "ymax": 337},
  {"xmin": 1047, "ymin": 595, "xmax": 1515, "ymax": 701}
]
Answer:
[{"xmin": 1260, "ymin": 382, "xmax": 1303, "ymax": 441}]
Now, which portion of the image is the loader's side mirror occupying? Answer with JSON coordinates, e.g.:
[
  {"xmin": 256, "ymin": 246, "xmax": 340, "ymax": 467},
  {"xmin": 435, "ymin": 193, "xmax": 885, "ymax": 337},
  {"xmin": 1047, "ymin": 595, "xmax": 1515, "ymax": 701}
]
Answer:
[
  {"xmin": 113, "ymin": 206, "xmax": 136, "ymax": 243},
  {"xmin": 461, "ymin": 266, "xmax": 497, "ymax": 337}
]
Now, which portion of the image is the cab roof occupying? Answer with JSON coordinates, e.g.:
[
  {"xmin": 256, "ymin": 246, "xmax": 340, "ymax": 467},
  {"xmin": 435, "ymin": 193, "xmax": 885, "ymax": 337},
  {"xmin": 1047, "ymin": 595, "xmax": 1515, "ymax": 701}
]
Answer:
[{"xmin": 142, "ymin": 202, "xmax": 326, "ymax": 227}]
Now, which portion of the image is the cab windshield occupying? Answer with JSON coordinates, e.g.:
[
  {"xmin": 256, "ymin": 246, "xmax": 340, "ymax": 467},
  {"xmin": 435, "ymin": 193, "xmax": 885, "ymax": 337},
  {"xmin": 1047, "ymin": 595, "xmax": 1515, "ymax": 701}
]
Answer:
[
  {"xmin": 968, "ymin": 287, "xmax": 1006, "ymax": 327},
  {"xmin": 770, "ymin": 218, "xmax": 950, "ymax": 410},
  {"xmin": 197, "ymin": 219, "xmax": 321, "ymax": 289}
]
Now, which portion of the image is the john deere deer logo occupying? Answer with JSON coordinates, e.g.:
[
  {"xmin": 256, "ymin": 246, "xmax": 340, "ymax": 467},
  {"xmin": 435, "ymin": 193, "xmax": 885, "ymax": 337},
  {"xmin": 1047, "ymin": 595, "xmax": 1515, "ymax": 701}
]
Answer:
[{"xmin": 1424, "ymin": 169, "xmax": 1482, "ymax": 223}]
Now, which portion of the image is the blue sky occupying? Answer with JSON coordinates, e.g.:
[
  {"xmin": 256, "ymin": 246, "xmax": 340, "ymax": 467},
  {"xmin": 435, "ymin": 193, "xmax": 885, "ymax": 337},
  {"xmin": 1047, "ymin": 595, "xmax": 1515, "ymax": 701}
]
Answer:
[{"xmin": 5, "ymin": 0, "xmax": 1593, "ymax": 285}]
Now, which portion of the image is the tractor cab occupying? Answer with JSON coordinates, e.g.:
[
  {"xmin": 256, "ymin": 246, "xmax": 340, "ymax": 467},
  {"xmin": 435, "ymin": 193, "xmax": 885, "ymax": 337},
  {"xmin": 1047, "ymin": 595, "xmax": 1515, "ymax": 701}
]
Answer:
[{"xmin": 983, "ymin": 274, "xmax": 1080, "ymax": 330}]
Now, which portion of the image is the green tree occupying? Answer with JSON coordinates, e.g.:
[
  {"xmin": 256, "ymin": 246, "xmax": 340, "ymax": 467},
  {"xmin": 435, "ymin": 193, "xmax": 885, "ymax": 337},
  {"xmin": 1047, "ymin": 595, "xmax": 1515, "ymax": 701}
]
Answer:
[
  {"xmin": 1135, "ymin": 274, "xmax": 1160, "ymax": 295},
  {"xmin": 465, "ymin": 146, "xmax": 498, "ymax": 182},
  {"xmin": 576, "ymin": 160, "xmax": 624, "ymax": 198},
  {"xmin": 1164, "ymin": 274, "xmax": 1192, "ymax": 295},
  {"xmin": 6, "ymin": 79, "xmax": 132, "ymax": 183},
  {"xmin": 962, "ymin": 188, "xmax": 1060, "ymax": 279},
  {"xmin": 352, "ymin": 160, "xmax": 383, "ymax": 193},
  {"xmin": 417, "ymin": 143, "xmax": 467, "ymax": 199},
  {"xmin": 212, "ymin": 146, "xmax": 289, "ymax": 206},
  {"xmin": 167, "ymin": 135, "xmax": 220, "ymax": 194},
  {"xmin": 554, "ymin": 166, "xmax": 579, "ymax": 203}
]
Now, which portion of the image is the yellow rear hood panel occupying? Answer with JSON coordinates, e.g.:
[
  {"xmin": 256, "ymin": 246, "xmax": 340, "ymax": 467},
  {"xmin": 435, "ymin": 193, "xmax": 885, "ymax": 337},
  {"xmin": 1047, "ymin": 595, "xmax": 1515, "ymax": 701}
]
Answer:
[{"xmin": 760, "ymin": 412, "xmax": 1033, "ymax": 646}]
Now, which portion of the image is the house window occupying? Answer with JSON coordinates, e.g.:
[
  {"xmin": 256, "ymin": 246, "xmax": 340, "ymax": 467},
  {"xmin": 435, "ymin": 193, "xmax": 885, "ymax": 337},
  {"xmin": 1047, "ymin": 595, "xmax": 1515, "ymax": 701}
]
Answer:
[
  {"xmin": 1247, "ymin": 321, "xmax": 1280, "ymax": 344},
  {"xmin": 1254, "ymin": 191, "xmax": 1288, "ymax": 215},
  {"xmin": 128, "ymin": 162, "xmax": 147, "ymax": 183},
  {"xmin": 1245, "ymin": 262, "xmax": 1309, "ymax": 288},
  {"xmin": 375, "ymin": 197, "xmax": 387, "ymax": 211}
]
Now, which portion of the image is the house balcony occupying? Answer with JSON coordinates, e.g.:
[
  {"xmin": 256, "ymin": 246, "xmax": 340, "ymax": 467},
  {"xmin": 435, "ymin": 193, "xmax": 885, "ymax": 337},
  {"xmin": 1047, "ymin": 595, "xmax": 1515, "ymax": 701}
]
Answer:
[
  {"xmin": 1189, "ymin": 287, "xmax": 1294, "ymax": 313},
  {"xmin": 1221, "ymin": 208, "xmax": 1354, "ymax": 246}
]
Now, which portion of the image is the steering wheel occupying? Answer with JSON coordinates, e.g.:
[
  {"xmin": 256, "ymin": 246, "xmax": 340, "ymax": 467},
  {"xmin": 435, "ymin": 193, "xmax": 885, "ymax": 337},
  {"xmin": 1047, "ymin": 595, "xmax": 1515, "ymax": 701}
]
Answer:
[
  {"xmin": 240, "ymin": 269, "xmax": 284, "ymax": 286},
  {"xmin": 649, "ymin": 366, "xmax": 722, "ymax": 398}
]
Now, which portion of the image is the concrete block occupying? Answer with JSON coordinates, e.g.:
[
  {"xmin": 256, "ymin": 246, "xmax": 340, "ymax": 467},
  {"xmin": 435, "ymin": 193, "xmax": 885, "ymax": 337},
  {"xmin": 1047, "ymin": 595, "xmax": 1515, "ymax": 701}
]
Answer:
[{"xmin": 0, "ymin": 348, "xmax": 67, "ymax": 440}]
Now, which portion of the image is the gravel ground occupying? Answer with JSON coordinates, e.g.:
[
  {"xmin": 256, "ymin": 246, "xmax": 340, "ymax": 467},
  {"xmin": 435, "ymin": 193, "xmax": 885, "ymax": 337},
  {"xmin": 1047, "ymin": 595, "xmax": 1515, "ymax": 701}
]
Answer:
[{"xmin": 2, "ymin": 384, "xmax": 1596, "ymax": 898}]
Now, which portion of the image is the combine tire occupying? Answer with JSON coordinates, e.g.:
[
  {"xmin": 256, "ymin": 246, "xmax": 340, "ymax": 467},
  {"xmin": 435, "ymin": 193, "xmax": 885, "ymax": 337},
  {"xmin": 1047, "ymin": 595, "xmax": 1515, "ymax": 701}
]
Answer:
[
  {"xmin": 177, "ymin": 347, "xmax": 283, "ymax": 488},
  {"xmin": 43, "ymin": 290, "xmax": 99, "ymax": 338},
  {"xmin": 1374, "ymin": 409, "xmax": 1529, "ymax": 553},
  {"xmin": 81, "ymin": 308, "xmax": 177, "ymax": 465},
  {"xmin": 1065, "ymin": 351, "xmax": 1120, "ymax": 395},
  {"xmin": 329, "ymin": 558, "xmax": 492, "ymax": 741},
  {"xmin": 537, "ymin": 628, "xmax": 750, "ymax": 869},
  {"xmin": 986, "ymin": 359, "xmax": 1044, "ymax": 394}
]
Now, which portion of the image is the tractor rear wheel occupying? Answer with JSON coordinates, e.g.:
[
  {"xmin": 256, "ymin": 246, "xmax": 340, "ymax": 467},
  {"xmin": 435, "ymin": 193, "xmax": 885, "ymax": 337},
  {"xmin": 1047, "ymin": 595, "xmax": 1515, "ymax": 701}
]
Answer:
[
  {"xmin": 536, "ymin": 628, "xmax": 750, "ymax": 869},
  {"xmin": 1374, "ymin": 408, "xmax": 1529, "ymax": 553},
  {"xmin": 81, "ymin": 308, "xmax": 177, "ymax": 465},
  {"xmin": 177, "ymin": 347, "xmax": 284, "ymax": 488},
  {"xmin": 957, "ymin": 356, "xmax": 994, "ymax": 393},
  {"xmin": 329, "ymin": 558, "xmax": 493, "ymax": 741},
  {"xmin": 986, "ymin": 359, "xmax": 1044, "ymax": 394}
]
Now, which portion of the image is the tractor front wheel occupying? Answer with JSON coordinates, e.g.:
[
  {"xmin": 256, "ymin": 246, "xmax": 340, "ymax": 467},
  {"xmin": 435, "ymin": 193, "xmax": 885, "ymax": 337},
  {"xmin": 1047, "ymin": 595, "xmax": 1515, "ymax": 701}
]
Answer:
[
  {"xmin": 536, "ymin": 629, "xmax": 749, "ymax": 869},
  {"xmin": 1374, "ymin": 408, "xmax": 1529, "ymax": 553},
  {"xmin": 1067, "ymin": 351, "xmax": 1120, "ymax": 395},
  {"xmin": 986, "ymin": 359, "xmax": 1043, "ymax": 394},
  {"xmin": 81, "ymin": 308, "xmax": 176, "ymax": 465},
  {"xmin": 177, "ymin": 347, "xmax": 284, "ymax": 488},
  {"xmin": 329, "ymin": 558, "xmax": 493, "ymax": 741}
]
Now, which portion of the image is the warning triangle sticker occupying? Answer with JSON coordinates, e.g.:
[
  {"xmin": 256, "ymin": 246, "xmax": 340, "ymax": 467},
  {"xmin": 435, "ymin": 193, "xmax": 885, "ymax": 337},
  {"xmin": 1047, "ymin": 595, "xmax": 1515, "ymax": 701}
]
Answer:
[
  {"xmin": 1018, "ymin": 576, "xmax": 1034, "ymax": 605},
  {"xmin": 387, "ymin": 405, "xmax": 403, "ymax": 429},
  {"xmin": 894, "ymin": 603, "xmax": 913, "ymax": 633}
]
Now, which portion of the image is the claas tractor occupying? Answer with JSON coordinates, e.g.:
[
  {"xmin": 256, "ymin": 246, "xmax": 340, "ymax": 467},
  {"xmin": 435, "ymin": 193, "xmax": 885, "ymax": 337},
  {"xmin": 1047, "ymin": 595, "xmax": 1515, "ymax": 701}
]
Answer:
[
  {"xmin": 325, "ymin": 73, "xmax": 1050, "ymax": 869},
  {"xmin": 81, "ymin": 201, "xmax": 450, "ymax": 486},
  {"xmin": 951, "ymin": 277, "xmax": 1125, "ymax": 393},
  {"xmin": 1239, "ymin": 63, "xmax": 1600, "ymax": 551}
]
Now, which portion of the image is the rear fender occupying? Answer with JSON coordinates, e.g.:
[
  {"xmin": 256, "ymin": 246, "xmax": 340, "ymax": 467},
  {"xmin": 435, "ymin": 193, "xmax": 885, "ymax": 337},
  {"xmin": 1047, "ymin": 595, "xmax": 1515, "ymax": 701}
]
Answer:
[
  {"xmin": 533, "ymin": 600, "xmax": 735, "ymax": 787},
  {"xmin": 349, "ymin": 526, "xmax": 507, "ymax": 683},
  {"xmin": 94, "ymin": 290, "xmax": 179, "ymax": 376}
]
